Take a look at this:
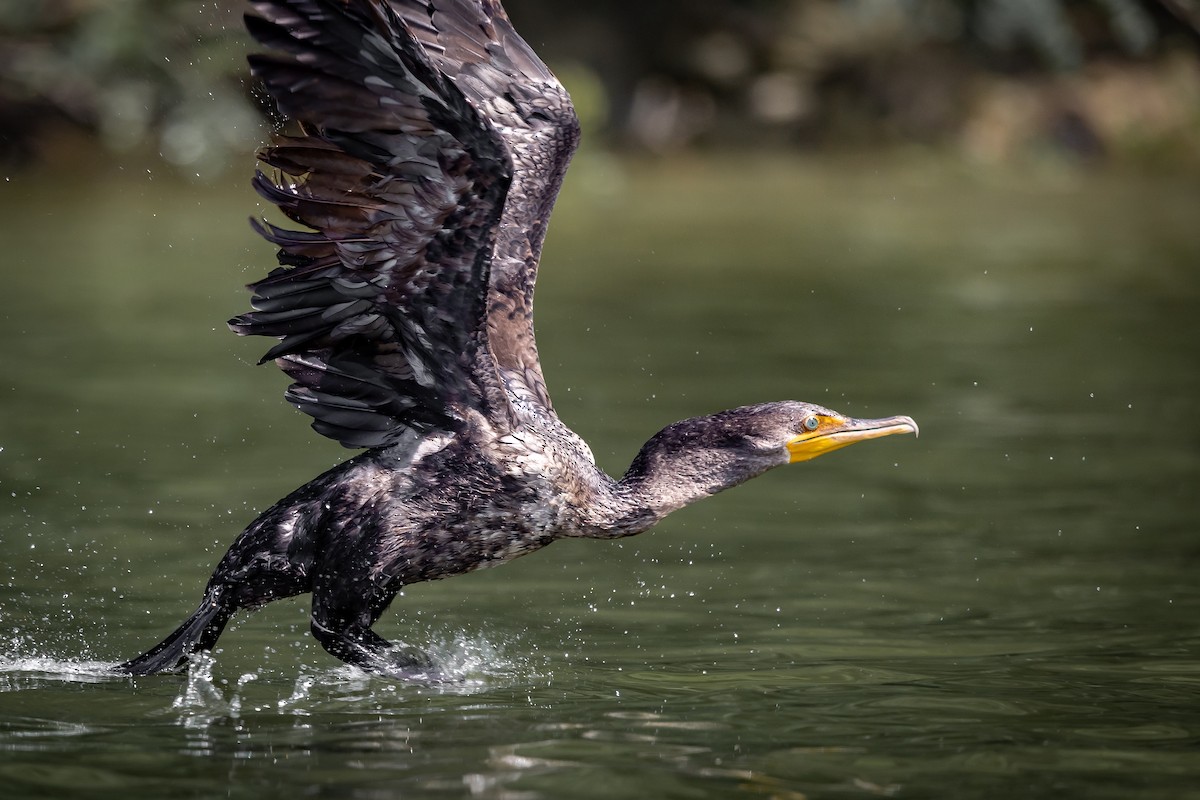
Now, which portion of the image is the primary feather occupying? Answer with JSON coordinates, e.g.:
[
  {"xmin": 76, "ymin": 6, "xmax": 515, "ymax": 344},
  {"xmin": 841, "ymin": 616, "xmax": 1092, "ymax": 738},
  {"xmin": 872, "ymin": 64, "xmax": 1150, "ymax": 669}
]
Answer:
[{"xmin": 231, "ymin": 0, "xmax": 577, "ymax": 447}]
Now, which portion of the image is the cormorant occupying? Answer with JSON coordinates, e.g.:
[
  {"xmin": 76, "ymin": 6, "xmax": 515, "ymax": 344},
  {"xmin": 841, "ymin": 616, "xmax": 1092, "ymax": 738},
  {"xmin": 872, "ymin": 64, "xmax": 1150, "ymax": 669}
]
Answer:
[{"xmin": 118, "ymin": 0, "xmax": 917, "ymax": 677}]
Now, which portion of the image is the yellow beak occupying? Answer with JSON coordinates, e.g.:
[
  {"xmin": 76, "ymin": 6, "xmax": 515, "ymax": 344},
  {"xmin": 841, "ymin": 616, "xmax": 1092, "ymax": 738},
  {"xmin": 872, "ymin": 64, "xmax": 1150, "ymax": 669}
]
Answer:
[{"xmin": 786, "ymin": 414, "xmax": 918, "ymax": 463}]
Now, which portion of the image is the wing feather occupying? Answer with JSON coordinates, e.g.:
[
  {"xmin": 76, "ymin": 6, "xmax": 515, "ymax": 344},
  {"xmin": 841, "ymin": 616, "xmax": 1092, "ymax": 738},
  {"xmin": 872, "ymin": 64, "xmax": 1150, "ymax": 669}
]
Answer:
[
  {"xmin": 385, "ymin": 0, "xmax": 581, "ymax": 408},
  {"xmin": 234, "ymin": 0, "xmax": 515, "ymax": 447}
]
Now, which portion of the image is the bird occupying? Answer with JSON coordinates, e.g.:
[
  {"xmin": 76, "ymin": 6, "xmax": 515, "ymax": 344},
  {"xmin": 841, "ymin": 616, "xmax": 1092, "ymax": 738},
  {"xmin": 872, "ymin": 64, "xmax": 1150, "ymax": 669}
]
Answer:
[{"xmin": 117, "ymin": 0, "xmax": 917, "ymax": 678}]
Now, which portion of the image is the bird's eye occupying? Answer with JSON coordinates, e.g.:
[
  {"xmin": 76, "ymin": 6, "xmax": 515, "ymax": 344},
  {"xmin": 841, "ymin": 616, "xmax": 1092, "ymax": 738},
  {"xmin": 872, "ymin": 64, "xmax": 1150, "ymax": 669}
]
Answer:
[{"xmin": 803, "ymin": 416, "xmax": 820, "ymax": 431}]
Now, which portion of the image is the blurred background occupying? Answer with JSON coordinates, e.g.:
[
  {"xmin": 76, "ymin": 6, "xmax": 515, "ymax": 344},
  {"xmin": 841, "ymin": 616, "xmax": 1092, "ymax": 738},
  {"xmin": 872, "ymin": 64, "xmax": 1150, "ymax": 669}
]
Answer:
[
  {"xmin": 2, "ymin": 4, "xmax": 1200, "ymax": 796},
  {"xmin": 2, "ymin": 0, "xmax": 1199, "ymax": 172}
]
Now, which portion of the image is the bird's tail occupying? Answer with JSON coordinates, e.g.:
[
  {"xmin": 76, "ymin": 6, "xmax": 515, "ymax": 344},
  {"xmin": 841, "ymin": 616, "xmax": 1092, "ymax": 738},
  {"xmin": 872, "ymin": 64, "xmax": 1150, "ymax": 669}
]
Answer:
[{"xmin": 116, "ymin": 591, "xmax": 232, "ymax": 675}]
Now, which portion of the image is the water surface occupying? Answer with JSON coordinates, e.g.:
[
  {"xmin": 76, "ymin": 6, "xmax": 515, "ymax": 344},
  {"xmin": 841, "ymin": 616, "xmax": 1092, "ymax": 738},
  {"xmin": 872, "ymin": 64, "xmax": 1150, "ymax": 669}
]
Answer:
[{"xmin": 1, "ymin": 155, "xmax": 1198, "ymax": 798}]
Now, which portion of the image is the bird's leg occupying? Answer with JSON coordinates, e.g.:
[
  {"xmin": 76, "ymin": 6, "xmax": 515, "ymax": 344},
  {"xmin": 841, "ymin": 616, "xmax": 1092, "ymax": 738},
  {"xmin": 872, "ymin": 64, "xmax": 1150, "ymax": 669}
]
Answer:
[{"xmin": 309, "ymin": 586, "xmax": 432, "ymax": 677}]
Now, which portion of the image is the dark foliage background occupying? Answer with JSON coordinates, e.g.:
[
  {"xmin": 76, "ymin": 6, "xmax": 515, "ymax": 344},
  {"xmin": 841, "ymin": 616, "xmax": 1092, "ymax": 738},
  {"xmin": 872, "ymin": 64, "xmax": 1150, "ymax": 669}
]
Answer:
[{"xmin": 2, "ymin": 0, "xmax": 1198, "ymax": 170}]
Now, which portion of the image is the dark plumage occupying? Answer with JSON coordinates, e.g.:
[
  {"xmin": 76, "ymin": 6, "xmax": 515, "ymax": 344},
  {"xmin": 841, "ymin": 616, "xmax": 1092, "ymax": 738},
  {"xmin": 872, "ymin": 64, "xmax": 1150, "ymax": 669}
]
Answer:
[{"xmin": 118, "ymin": 0, "xmax": 916, "ymax": 678}]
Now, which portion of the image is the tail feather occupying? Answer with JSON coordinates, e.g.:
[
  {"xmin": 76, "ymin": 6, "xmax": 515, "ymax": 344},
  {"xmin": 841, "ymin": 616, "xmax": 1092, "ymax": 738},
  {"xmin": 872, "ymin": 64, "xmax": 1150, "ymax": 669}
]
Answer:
[{"xmin": 116, "ymin": 594, "xmax": 232, "ymax": 675}]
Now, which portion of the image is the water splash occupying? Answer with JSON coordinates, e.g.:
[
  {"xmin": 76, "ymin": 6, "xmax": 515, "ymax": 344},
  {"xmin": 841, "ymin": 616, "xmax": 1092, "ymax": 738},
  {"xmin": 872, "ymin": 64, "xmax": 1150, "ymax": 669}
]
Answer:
[
  {"xmin": 275, "ymin": 628, "xmax": 549, "ymax": 713},
  {"xmin": 0, "ymin": 624, "xmax": 546, "ymax": 720},
  {"xmin": 0, "ymin": 618, "xmax": 125, "ymax": 687},
  {"xmin": 170, "ymin": 653, "xmax": 235, "ymax": 711},
  {"xmin": 416, "ymin": 628, "xmax": 541, "ymax": 686},
  {"xmin": 0, "ymin": 655, "xmax": 122, "ymax": 689},
  {"xmin": 168, "ymin": 652, "xmax": 266, "ymax": 729}
]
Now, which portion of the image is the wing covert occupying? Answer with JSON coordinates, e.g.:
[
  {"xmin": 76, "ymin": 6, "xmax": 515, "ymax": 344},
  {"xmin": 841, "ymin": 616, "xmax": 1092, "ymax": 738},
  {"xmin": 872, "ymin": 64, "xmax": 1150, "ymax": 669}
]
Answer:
[{"xmin": 385, "ymin": 0, "xmax": 582, "ymax": 408}]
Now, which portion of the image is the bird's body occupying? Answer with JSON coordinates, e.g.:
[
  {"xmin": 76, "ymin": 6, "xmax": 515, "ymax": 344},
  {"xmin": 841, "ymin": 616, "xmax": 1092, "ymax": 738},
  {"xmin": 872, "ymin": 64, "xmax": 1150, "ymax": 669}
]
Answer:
[{"xmin": 119, "ymin": 0, "xmax": 916, "ymax": 677}]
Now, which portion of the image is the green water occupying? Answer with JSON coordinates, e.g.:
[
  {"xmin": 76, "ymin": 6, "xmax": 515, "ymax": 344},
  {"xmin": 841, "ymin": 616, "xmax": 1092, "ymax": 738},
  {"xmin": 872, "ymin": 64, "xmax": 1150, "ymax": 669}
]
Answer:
[{"xmin": 1, "ymin": 154, "xmax": 1198, "ymax": 798}]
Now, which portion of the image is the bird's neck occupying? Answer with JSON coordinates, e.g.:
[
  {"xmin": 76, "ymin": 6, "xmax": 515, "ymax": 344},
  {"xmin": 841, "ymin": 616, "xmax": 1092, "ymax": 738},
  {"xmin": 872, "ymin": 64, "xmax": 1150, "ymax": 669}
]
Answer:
[{"xmin": 575, "ymin": 415, "xmax": 782, "ymax": 538}]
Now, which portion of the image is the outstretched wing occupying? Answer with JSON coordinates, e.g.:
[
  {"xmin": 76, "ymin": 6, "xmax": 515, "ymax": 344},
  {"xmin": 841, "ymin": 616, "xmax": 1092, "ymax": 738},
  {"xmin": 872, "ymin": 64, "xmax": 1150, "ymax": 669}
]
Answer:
[
  {"xmin": 387, "ymin": 0, "xmax": 581, "ymax": 408},
  {"xmin": 232, "ymin": 0, "xmax": 517, "ymax": 448}
]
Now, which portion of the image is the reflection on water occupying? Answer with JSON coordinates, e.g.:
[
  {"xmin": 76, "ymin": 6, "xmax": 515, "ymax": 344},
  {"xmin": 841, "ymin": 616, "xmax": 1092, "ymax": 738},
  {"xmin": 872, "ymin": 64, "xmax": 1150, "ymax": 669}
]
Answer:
[{"xmin": 1, "ymin": 154, "xmax": 1198, "ymax": 798}]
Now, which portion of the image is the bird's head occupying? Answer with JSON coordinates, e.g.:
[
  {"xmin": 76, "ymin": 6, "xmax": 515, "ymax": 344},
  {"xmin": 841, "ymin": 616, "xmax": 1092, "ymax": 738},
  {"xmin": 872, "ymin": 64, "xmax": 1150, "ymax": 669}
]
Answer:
[
  {"xmin": 670, "ymin": 401, "xmax": 917, "ymax": 468},
  {"xmin": 611, "ymin": 400, "xmax": 918, "ymax": 531},
  {"xmin": 769, "ymin": 401, "xmax": 919, "ymax": 463},
  {"xmin": 626, "ymin": 401, "xmax": 918, "ymax": 493}
]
